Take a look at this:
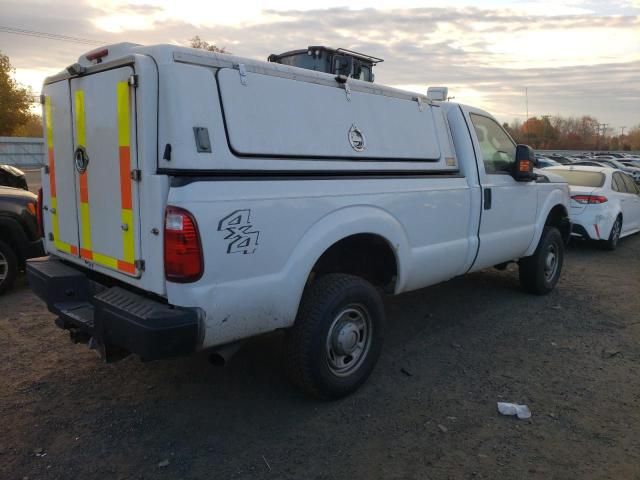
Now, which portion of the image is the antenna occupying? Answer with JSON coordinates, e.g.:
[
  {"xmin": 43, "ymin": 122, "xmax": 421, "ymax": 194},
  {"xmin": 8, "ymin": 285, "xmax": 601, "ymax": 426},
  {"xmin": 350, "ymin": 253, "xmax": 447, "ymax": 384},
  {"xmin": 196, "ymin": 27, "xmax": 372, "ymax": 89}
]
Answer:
[{"xmin": 525, "ymin": 87, "xmax": 529, "ymax": 143}]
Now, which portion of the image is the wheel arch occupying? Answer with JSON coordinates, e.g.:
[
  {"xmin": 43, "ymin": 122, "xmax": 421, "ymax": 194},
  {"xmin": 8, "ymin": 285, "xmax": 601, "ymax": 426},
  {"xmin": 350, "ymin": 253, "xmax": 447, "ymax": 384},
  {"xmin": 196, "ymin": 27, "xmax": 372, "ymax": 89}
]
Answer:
[
  {"xmin": 0, "ymin": 217, "xmax": 26, "ymax": 264},
  {"xmin": 524, "ymin": 189, "xmax": 571, "ymax": 257},
  {"xmin": 545, "ymin": 204, "xmax": 571, "ymax": 244},
  {"xmin": 280, "ymin": 205, "xmax": 410, "ymax": 327}
]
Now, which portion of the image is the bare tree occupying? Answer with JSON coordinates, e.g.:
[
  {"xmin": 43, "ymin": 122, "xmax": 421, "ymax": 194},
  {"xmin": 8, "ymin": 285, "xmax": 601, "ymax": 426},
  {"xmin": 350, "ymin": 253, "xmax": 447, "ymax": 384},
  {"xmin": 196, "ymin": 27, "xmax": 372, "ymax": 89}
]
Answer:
[{"xmin": 189, "ymin": 36, "xmax": 229, "ymax": 54}]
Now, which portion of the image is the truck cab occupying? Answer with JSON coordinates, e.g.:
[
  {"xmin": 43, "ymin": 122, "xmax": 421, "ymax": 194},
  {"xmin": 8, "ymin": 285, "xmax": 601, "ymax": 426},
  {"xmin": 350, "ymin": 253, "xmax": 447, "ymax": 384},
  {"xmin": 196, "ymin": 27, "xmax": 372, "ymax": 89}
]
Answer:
[{"xmin": 27, "ymin": 43, "xmax": 570, "ymax": 398}]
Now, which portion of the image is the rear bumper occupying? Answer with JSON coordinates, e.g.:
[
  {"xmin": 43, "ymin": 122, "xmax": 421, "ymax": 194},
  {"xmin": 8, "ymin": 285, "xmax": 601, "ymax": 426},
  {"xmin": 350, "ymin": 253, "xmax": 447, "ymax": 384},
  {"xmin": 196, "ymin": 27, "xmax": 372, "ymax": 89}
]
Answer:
[
  {"xmin": 571, "ymin": 223, "xmax": 592, "ymax": 240},
  {"xmin": 26, "ymin": 257, "xmax": 201, "ymax": 362},
  {"xmin": 570, "ymin": 211, "xmax": 616, "ymax": 241}
]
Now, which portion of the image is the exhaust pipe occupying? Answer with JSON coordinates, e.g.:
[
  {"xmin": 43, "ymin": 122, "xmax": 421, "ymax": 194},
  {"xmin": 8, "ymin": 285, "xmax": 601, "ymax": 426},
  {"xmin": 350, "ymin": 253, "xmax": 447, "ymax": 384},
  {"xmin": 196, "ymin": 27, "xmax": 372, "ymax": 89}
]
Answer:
[{"xmin": 208, "ymin": 342, "xmax": 242, "ymax": 366}]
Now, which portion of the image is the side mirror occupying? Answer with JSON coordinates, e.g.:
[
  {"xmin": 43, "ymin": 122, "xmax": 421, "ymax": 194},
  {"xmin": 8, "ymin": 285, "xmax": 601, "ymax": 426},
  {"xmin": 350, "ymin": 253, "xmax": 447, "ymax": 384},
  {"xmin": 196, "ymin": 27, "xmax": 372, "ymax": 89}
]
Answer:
[{"xmin": 513, "ymin": 144, "xmax": 536, "ymax": 182}]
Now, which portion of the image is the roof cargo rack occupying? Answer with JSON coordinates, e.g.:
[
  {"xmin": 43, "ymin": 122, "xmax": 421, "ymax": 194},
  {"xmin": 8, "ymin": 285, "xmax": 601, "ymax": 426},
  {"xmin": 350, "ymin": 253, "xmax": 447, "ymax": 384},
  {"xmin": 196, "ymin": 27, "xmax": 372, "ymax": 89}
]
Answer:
[{"xmin": 268, "ymin": 46, "xmax": 383, "ymax": 83}]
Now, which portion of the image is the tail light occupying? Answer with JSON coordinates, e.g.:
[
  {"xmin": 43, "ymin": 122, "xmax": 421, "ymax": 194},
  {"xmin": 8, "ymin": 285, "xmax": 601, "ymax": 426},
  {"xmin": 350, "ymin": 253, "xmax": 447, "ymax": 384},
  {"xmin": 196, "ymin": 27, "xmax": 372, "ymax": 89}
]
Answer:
[
  {"xmin": 85, "ymin": 48, "xmax": 109, "ymax": 62},
  {"xmin": 571, "ymin": 195, "xmax": 608, "ymax": 204},
  {"xmin": 164, "ymin": 206, "xmax": 203, "ymax": 283},
  {"xmin": 36, "ymin": 187, "xmax": 44, "ymax": 238}
]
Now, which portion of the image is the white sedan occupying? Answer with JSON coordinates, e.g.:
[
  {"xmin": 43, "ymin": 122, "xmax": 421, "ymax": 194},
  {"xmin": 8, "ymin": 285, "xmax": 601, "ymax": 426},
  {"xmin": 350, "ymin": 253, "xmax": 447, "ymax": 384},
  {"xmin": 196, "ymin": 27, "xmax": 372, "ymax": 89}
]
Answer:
[{"xmin": 543, "ymin": 166, "xmax": 640, "ymax": 250}]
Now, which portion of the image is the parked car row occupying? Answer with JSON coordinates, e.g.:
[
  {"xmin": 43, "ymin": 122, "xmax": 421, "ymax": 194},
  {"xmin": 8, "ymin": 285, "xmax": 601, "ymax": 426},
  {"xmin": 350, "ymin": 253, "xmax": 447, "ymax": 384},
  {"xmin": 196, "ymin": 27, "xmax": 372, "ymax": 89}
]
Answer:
[{"xmin": 536, "ymin": 152, "xmax": 640, "ymax": 184}]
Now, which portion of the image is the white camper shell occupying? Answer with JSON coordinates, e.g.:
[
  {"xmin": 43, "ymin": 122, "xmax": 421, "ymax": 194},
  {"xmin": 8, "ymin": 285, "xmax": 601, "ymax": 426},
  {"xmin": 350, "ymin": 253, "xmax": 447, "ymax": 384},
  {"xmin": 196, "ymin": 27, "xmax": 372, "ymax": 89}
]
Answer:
[{"xmin": 29, "ymin": 43, "xmax": 571, "ymax": 398}]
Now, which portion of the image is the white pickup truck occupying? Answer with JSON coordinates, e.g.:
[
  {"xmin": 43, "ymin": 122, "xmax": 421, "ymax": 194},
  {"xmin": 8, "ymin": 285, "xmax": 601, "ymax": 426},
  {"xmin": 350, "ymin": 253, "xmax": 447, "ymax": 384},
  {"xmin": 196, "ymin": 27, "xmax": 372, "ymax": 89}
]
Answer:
[{"xmin": 27, "ymin": 43, "xmax": 570, "ymax": 398}]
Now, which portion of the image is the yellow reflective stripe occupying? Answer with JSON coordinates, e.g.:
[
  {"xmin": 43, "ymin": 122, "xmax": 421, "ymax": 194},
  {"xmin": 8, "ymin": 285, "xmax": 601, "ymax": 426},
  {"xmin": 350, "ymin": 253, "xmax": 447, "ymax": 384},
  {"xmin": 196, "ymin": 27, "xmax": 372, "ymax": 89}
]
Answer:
[
  {"xmin": 117, "ymin": 82, "xmax": 130, "ymax": 147},
  {"xmin": 92, "ymin": 252, "xmax": 119, "ymax": 270},
  {"xmin": 51, "ymin": 196, "xmax": 61, "ymax": 247},
  {"xmin": 80, "ymin": 203, "xmax": 92, "ymax": 251},
  {"xmin": 45, "ymin": 96, "xmax": 53, "ymax": 146},
  {"xmin": 50, "ymin": 198, "xmax": 73, "ymax": 254},
  {"xmin": 46, "ymin": 103, "xmax": 66, "ymax": 255},
  {"xmin": 117, "ymin": 81, "xmax": 135, "ymax": 274},
  {"xmin": 75, "ymin": 90, "xmax": 86, "ymax": 147},
  {"xmin": 75, "ymin": 90, "xmax": 93, "ymax": 255},
  {"xmin": 121, "ymin": 209, "xmax": 134, "ymax": 263}
]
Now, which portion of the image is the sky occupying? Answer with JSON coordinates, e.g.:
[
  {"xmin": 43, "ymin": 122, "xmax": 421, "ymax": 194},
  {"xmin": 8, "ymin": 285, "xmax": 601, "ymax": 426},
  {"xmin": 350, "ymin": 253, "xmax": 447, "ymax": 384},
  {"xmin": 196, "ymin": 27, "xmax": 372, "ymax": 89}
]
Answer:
[{"xmin": 1, "ymin": 0, "xmax": 639, "ymax": 130}]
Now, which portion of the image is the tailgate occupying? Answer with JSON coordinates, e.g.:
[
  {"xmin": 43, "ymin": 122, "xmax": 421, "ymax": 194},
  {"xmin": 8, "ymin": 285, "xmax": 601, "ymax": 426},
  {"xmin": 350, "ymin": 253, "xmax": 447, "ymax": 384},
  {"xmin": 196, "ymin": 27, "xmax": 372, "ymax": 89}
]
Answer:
[{"xmin": 42, "ymin": 66, "xmax": 142, "ymax": 278}]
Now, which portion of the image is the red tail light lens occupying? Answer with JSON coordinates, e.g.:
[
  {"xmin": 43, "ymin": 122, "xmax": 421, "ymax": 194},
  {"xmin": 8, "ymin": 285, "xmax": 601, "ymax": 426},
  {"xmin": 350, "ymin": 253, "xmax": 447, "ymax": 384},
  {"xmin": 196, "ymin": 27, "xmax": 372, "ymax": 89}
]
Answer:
[
  {"xmin": 164, "ymin": 206, "xmax": 203, "ymax": 283},
  {"xmin": 571, "ymin": 195, "xmax": 608, "ymax": 204},
  {"xmin": 36, "ymin": 187, "xmax": 44, "ymax": 238},
  {"xmin": 86, "ymin": 48, "xmax": 109, "ymax": 62}
]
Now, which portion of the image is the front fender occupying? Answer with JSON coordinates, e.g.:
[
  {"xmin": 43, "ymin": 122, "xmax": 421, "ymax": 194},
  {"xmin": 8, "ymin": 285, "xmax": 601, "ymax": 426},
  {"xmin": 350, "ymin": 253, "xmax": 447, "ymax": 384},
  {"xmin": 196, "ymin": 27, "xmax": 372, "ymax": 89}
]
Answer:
[{"xmin": 523, "ymin": 186, "xmax": 570, "ymax": 257}]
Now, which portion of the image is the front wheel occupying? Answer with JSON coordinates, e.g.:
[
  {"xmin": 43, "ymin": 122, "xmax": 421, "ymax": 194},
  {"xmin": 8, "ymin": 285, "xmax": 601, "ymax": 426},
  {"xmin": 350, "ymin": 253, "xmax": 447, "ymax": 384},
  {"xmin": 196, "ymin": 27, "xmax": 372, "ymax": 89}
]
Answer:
[
  {"xmin": 284, "ymin": 274, "xmax": 385, "ymax": 399},
  {"xmin": 519, "ymin": 226, "xmax": 564, "ymax": 295}
]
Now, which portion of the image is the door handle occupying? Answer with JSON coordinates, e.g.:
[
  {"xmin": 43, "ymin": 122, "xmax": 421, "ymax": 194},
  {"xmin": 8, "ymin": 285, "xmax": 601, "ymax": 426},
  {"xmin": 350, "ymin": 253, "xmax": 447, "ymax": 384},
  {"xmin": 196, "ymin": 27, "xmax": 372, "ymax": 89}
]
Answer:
[{"xmin": 484, "ymin": 188, "xmax": 492, "ymax": 210}]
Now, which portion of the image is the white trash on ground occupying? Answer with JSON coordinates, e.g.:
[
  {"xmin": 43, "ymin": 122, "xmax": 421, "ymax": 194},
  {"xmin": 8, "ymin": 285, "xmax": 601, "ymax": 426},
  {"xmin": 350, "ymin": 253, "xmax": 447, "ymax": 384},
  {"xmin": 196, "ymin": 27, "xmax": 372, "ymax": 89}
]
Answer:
[{"xmin": 497, "ymin": 402, "xmax": 532, "ymax": 419}]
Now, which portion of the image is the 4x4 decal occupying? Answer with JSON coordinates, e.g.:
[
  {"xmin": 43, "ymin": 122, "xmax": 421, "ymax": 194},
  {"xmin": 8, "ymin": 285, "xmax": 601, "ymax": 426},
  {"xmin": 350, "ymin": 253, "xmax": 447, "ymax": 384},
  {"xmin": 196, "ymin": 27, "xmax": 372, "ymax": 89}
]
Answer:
[{"xmin": 218, "ymin": 209, "xmax": 260, "ymax": 254}]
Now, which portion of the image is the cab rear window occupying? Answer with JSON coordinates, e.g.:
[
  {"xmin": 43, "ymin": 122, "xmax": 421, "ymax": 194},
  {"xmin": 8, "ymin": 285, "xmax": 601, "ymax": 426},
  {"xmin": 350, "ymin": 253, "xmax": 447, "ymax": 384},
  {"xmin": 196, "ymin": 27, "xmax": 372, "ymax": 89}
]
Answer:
[{"xmin": 546, "ymin": 169, "xmax": 605, "ymax": 187}]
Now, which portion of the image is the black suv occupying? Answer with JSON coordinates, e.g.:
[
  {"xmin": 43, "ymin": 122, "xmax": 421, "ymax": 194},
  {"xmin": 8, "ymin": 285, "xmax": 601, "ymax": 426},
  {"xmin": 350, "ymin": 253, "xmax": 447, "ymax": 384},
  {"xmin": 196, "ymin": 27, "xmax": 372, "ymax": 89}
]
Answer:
[{"xmin": 0, "ymin": 186, "xmax": 45, "ymax": 293}]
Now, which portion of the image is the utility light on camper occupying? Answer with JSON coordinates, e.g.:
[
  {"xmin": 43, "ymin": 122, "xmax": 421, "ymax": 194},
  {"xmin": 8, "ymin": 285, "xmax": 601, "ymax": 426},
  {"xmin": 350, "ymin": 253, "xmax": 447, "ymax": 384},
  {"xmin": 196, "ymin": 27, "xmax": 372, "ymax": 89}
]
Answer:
[{"xmin": 86, "ymin": 48, "xmax": 109, "ymax": 62}]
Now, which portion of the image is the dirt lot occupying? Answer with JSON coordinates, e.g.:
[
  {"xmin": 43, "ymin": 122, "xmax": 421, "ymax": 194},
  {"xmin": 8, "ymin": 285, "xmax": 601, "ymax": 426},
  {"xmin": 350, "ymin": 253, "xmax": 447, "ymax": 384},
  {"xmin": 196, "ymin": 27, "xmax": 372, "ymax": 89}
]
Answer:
[{"xmin": 1, "ymin": 236, "xmax": 639, "ymax": 480}]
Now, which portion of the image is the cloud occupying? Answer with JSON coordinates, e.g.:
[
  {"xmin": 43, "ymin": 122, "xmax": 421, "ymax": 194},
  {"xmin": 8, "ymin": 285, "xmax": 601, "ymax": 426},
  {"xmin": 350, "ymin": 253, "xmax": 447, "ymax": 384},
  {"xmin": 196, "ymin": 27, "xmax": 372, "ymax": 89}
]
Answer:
[{"xmin": 0, "ymin": 2, "xmax": 638, "ymax": 125}]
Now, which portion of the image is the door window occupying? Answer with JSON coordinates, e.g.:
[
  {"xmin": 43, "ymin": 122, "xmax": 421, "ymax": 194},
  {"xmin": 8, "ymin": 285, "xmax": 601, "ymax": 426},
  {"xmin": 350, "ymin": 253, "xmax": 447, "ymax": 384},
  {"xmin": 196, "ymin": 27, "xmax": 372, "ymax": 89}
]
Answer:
[
  {"xmin": 612, "ymin": 172, "xmax": 624, "ymax": 192},
  {"xmin": 469, "ymin": 114, "xmax": 516, "ymax": 174},
  {"xmin": 620, "ymin": 173, "xmax": 639, "ymax": 194}
]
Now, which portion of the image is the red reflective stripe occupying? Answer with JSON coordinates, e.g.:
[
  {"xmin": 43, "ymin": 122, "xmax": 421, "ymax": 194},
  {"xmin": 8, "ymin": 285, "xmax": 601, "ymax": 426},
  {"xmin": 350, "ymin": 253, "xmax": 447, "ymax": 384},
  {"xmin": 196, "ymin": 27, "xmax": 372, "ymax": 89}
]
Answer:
[
  {"xmin": 79, "ymin": 172, "xmax": 89, "ymax": 203},
  {"xmin": 117, "ymin": 260, "xmax": 135, "ymax": 274},
  {"xmin": 80, "ymin": 248, "xmax": 93, "ymax": 260},
  {"xmin": 48, "ymin": 148, "xmax": 56, "ymax": 197},
  {"xmin": 70, "ymin": 245, "xmax": 78, "ymax": 255},
  {"xmin": 119, "ymin": 146, "xmax": 132, "ymax": 209}
]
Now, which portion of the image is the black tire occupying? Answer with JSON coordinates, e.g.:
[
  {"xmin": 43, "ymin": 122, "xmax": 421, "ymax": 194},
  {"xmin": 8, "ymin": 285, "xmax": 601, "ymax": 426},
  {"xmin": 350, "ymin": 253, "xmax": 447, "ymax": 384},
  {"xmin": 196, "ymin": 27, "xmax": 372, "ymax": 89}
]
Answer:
[
  {"xmin": 285, "ymin": 274, "xmax": 385, "ymax": 399},
  {"xmin": 519, "ymin": 226, "xmax": 564, "ymax": 295},
  {"xmin": 598, "ymin": 216, "xmax": 622, "ymax": 251},
  {"xmin": 0, "ymin": 240, "xmax": 18, "ymax": 295}
]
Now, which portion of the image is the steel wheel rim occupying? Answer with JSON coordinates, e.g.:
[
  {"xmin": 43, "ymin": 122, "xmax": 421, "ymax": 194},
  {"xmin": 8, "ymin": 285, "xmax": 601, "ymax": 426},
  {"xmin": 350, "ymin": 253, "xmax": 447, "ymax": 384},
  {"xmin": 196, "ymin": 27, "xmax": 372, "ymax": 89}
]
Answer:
[
  {"xmin": 325, "ymin": 304, "xmax": 372, "ymax": 377},
  {"xmin": 544, "ymin": 243, "xmax": 559, "ymax": 281},
  {"xmin": 0, "ymin": 250, "xmax": 7, "ymax": 282}
]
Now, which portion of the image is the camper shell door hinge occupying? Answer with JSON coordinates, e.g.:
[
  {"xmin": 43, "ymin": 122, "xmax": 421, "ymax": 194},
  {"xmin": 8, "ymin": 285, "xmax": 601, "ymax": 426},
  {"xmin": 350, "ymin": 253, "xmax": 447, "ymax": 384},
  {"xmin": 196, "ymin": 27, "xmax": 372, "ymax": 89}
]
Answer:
[
  {"xmin": 130, "ymin": 169, "xmax": 141, "ymax": 181},
  {"xmin": 233, "ymin": 64, "xmax": 248, "ymax": 86},
  {"xmin": 335, "ymin": 75, "xmax": 351, "ymax": 101},
  {"xmin": 128, "ymin": 74, "xmax": 139, "ymax": 87},
  {"xmin": 413, "ymin": 96, "xmax": 432, "ymax": 111}
]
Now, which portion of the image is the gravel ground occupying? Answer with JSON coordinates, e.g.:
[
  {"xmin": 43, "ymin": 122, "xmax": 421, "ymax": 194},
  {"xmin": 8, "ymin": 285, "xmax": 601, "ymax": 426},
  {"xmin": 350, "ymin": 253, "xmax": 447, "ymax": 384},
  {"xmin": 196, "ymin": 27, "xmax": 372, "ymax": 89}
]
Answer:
[{"xmin": 1, "ymin": 235, "xmax": 639, "ymax": 480}]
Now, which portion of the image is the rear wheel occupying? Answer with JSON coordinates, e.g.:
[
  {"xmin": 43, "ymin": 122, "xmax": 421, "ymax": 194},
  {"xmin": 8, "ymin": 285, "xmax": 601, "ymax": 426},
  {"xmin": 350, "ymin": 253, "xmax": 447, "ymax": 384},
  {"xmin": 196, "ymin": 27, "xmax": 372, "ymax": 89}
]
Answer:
[
  {"xmin": 0, "ymin": 240, "xmax": 18, "ymax": 295},
  {"xmin": 599, "ymin": 216, "xmax": 622, "ymax": 251},
  {"xmin": 285, "ymin": 274, "xmax": 385, "ymax": 399},
  {"xmin": 519, "ymin": 226, "xmax": 564, "ymax": 295}
]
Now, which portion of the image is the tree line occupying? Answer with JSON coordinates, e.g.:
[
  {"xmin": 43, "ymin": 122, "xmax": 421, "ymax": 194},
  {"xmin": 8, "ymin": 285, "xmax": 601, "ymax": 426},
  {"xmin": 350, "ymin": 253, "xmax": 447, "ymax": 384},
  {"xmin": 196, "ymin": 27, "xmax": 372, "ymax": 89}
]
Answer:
[{"xmin": 503, "ymin": 116, "xmax": 640, "ymax": 152}]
